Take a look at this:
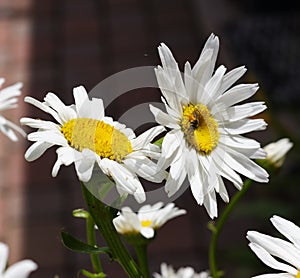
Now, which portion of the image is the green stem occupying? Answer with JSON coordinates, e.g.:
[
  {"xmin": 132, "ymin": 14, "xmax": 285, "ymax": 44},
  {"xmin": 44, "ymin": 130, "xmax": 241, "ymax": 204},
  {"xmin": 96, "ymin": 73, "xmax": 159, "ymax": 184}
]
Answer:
[
  {"xmin": 81, "ymin": 183, "xmax": 143, "ymax": 278},
  {"xmin": 209, "ymin": 179, "xmax": 253, "ymax": 278},
  {"xmin": 86, "ymin": 213, "xmax": 103, "ymax": 273},
  {"xmin": 134, "ymin": 244, "xmax": 149, "ymax": 278}
]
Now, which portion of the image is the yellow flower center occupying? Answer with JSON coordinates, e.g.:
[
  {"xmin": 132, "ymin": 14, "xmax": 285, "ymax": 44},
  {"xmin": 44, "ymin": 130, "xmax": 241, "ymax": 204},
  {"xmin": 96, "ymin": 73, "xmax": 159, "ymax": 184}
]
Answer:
[
  {"xmin": 61, "ymin": 118, "xmax": 132, "ymax": 162},
  {"xmin": 296, "ymin": 271, "xmax": 300, "ymax": 278},
  {"xmin": 141, "ymin": 220, "xmax": 153, "ymax": 227},
  {"xmin": 180, "ymin": 103, "xmax": 219, "ymax": 155}
]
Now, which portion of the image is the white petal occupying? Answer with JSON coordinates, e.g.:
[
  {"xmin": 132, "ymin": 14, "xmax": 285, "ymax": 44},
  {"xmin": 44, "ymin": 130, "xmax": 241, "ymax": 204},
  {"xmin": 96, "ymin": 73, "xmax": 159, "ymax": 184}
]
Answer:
[
  {"xmin": 210, "ymin": 148, "xmax": 243, "ymax": 189},
  {"xmin": 73, "ymin": 86, "xmax": 89, "ymax": 113},
  {"xmin": 25, "ymin": 141, "xmax": 54, "ymax": 161},
  {"xmin": 123, "ymin": 155, "xmax": 166, "ymax": 183},
  {"xmin": 222, "ymin": 118, "xmax": 267, "ymax": 135},
  {"xmin": 201, "ymin": 34, "xmax": 219, "ymax": 83},
  {"xmin": 158, "ymin": 130, "xmax": 182, "ymax": 170},
  {"xmin": 271, "ymin": 215, "xmax": 300, "ymax": 250},
  {"xmin": 0, "ymin": 242, "xmax": 8, "ymax": 273},
  {"xmin": 100, "ymin": 159, "xmax": 146, "ymax": 203},
  {"xmin": 20, "ymin": 117, "xmax": 59, "ymax": 130},
  {"xmin": 131, "ymin": 126, "xmax": 165, "ymax": 150},
  {"xmin": 165, "ymin": 155, "xmax": 186, "ymax": 196},
  {"xmin": 140, "ymin": 227, "xmax": 155, "ymax": 239},
  {"xmin": 248, "ymin": 242, "xmax": 297, "ymax": 275},
  {"xmin": 219, "ymin": 102, "xmax": 267, "ymax": 122},
  {"xmin": 44, "ymin": 93, "xmax": 76, "ymax": 122},
  {"xmin": 203, "ymin": 190, "xmax": 218, "ymax": 219},
  {"xmin": 247, "ymin": 231, "xmax": 300, "ymax": 270},
  {"xmin": 186, "ymin": 149, "xmax": 206, "ymax": 205},
  {"xmin": 28, "ymin": 130, "xmax": 67, "ymax": 146},
  {"xmin": 204, "ymin": 65, "xmax": 227, "ymax": 106},
  {"xmin": 149, "ymin": 105, "xmax": 178, "ymax": 129},
  {"xmin": 0, "ymin": 116, "xmax": 25, "ymax": 141},
  {"xmin": 224, "ymin": 148, "xmax": 269, "ymax": 183},
  {"xmin": 74, "ymin": 149, "xmax": 96, "ymax": 182},
  {"xmin": 3, "ymin": 260, "xmax": 37, "ymax": 278},
  {"xmin": 24, "ymin": 96, "xmax": 63, "ymax": 125},
  {"xmin": 218, "ymin": 66, "xmax": 247, "ymax": 95},
  {"xmin": 216, "ymin": 84, "xmax": 259, "ymax": 108},
  {"xmin": 155, "ymin": 67, "xmax": 187, "ymax": 113}
]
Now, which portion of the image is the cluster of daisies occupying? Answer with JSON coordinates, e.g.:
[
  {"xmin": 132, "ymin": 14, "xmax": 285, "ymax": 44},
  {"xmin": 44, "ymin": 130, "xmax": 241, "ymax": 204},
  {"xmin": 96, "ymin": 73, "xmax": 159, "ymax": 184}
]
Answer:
[{"xmin": 0, "ymin": 33, "xmax": 297, "ymax": 277}]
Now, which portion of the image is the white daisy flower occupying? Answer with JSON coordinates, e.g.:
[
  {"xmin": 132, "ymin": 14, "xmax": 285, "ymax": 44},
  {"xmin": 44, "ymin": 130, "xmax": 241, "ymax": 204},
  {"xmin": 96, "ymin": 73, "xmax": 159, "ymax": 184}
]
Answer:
[
  {"xmin": 150, "ymin": 33, "xmax": 269, "ymax": 218},
  {"xmin": 263, "ymin": 138, "xmax": 293, "ymax": 168},
  {"xmin": 113, "ymin": 202, "xmax": 186, "ymax": 239},
  {"xmin": 0, "ymin": 242, "xmax": 37, "ymax": 278},
  {"xmin": 247, "ymin": 215, "xmax": 300, "ymax": 278},
  {"xmin": 0, "ymin": 78, "xmax": 26, "ymax": 141},
  {"xmin": 153, "ymin": 263, "xmax": 211, "ymax": 278},
  {"xmin": 21, "ymin": 86, "xmax": 166, "ymax": 203}
]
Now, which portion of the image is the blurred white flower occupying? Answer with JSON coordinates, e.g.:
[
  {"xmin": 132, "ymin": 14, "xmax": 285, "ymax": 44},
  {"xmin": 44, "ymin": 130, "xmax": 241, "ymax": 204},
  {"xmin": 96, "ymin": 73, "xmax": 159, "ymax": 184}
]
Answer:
[
  {"xmin": 150, "ymin": 33, "xmax": 268, "ymax": 218},
  {"xmin": 113, "ymin": 202, "xmax": 186, "ymax": 239},
  {"xmin": 21, "ymin": 86, "xmax": 165, "ymax": 203},
  {"xmin": 153, "ymin": 263, "xmax": 210, "ymax": 278},
  {"xmin": 0, "ymin": 242, "xmax": 37, "ymax": 278},
  {"xmin": 247, "ymin": 215, "xmax": 300, "ymax": 277},
  {"xmin": 263, "ymin": 138, "xmax": 293, "ymax": 168},
  {"xmin": 0, "ymin": 78, "xmax": 26, "ymax": 141}
]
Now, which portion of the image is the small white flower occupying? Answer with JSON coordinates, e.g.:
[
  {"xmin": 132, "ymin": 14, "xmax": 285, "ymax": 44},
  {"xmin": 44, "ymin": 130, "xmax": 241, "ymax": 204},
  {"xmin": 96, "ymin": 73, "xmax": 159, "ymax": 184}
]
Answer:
[
  {"xmin": 113, "ymin": 202, "xmax": 186, "ymax": 239},
  {"xmin": 0, "ymin": 242, "xmax": 37, "ymax": 278},
  {"xmin": 21, "ymin": 86, "xmax": 166, "ymax": 203},
  {"xmin": 0, "ymin": 78, "xmax": 26, "ymax": 141},
  {"xmin": 150, "ymin": 33, "xmax": 269, "ymax": 218},
  {"xmin": 247, "ymin": 215, "xmax": 300, "ymax": 277},
  {"xmin": 263, "ymin": 138, "xmax": 293, "ymax": 168},
  {"xmin": 153, "ymin": 263, "xmax": 211, "ymax": 278}
]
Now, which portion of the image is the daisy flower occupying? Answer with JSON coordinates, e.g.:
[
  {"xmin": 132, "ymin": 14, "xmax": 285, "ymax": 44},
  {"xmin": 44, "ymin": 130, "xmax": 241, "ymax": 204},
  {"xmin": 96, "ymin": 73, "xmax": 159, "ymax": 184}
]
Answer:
[
  {"xmin": 0, "ymin": 78, "xmax": 26, "ymax": 141},
  {"xmin": 150, "ymin": 33, "xmax": 269, "ymax": 218},
  {"xmin": 112, "ymin": 202, "xmax": 186, "ymax": 239},
  {"xmin": 21, "ymin": 86, "xmax": 166, "ymax": 203},
  {"xmin": 0, "ymin": 242, "xmax": 37, "ymax": 278},
  {"xmin": 153, "ymin": 263, "xmax": 210, "ymax": 278},
  {"xmin": 247, "ymin": 215, "xmax": 300, "ymax": 278},
  {"xmin": 263, "ymin": 138, "xmax": 293, "ymax": 168}
]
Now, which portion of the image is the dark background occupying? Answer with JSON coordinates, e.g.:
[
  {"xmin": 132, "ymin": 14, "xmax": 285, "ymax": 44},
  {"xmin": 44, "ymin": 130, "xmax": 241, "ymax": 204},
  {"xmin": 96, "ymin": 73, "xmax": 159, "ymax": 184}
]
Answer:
[{"xmin": 0, "ymin": 0, "xmax": 299, "ymax": 277}]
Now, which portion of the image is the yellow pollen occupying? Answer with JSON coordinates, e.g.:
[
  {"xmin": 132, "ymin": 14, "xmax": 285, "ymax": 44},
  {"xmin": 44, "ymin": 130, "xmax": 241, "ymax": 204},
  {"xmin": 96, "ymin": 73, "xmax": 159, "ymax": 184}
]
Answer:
[
  {"xmin": 61, "ymin": 118, "xmax": 132, "ymax": 162},
  {"xmin": 141, "ymin": 220, "xmax": 153, "ymax": 227},
  {"xmin": 296, "ymin": 271, "xmax": 300, "ymax": 278},
  {"xmin": 180, "ymin": 103, "xmax": 219, "ymax": 155}
]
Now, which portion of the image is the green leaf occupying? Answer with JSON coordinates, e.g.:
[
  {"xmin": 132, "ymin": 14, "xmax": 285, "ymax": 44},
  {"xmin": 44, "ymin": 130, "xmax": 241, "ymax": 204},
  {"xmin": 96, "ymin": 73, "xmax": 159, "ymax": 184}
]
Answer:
[{"xmin": 61, "ymin": 231, "xmax": 111, "ymax": 255}]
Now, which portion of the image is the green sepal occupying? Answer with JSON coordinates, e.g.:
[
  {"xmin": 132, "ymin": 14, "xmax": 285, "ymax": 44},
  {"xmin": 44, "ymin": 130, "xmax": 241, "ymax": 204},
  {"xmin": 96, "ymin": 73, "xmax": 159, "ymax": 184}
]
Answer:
[
  {"xmin": 61, "ymin": 231, "xmax": 111, "ymax": 256},
  {"xmin": 123, "ymin": 233, "xmax": 154, "ymax": 246},
  {"xmin": 153, "ymin": 136, "xmax": 164, "ymax": 147},
  {"xmin": 80, "ymin": 269, "xmax": 106, "ymax": 278}
]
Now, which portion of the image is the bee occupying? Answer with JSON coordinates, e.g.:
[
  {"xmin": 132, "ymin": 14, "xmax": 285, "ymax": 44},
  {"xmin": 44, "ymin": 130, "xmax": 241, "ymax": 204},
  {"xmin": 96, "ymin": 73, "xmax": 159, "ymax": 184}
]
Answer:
[{"xmin": 189, "ymin": 110, "xmax": 200, "ymax": 130}]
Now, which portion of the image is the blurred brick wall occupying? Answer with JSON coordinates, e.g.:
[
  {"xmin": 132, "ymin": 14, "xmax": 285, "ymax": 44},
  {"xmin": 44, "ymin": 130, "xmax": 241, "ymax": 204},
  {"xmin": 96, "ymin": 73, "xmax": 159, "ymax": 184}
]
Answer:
[
  {"xmin": 0, "ymin": 0, "xmax": 299, "ymax": 277},
  {"xmin": 0, "ymin": 0, "xmax": 32, "ymax": 264}
]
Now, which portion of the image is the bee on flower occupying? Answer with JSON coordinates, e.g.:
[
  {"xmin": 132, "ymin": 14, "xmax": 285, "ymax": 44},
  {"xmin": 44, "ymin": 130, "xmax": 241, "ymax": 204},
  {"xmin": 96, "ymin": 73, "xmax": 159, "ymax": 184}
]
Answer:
[{"xmin": 150, "ymin": 33, "xmax": 269, "ymax": 218}]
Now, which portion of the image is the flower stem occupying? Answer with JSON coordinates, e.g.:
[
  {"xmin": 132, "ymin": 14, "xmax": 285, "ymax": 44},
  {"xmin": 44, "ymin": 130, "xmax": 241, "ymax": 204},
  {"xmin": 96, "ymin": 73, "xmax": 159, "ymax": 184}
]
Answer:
[
  {"xmin": 81, "ymin": 183, "xmax": 143, "ymax": 278},
  {"xmin": 86, "ymin": 213, "xmax": 103, "ymax": 273},
  {"xmin": 209, "ymin": 179, "xmax": 253, "ymax": 278},
  {"xmin": 134, "ymin": 244, "xmax": 149, "ymax": 278}
]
